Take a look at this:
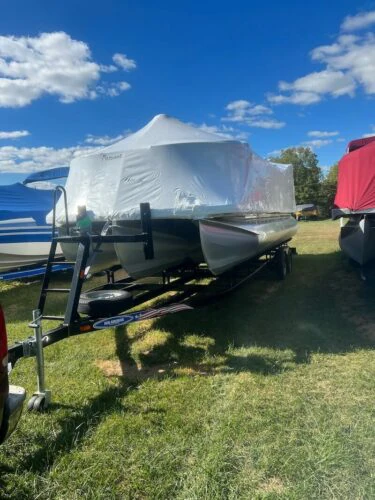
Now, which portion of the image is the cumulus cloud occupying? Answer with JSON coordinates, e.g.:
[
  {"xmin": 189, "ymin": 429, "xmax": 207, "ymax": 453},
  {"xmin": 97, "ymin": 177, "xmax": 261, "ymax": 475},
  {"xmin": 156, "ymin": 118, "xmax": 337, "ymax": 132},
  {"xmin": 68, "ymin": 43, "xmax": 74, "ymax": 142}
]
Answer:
[
  {"xmin": 341, "ymin": 11, "xmax": 375, "ymax": 32},
  {"xmin": 0, "ymin": 126, "xmax": 135, "ymax": 173},
  {"xmin": 0, "ymin": 32, "xmax": 136, "ymax": 107},
  {"xmin": 308, "ymin": 130, "xmax": 339, "ymax": 138},
  {"xmin": 112, "ymin": 53, "xmax": 137, "ymax": 71},
  {"xmin": 0, "ymin": 144, "xmax": 101, "ymax": 174},
  {"xmin": 197, "ymin": 123, "xmax": 248, "ymax": 141},
  {"xmin": 267, "ymin": 135, "xmax": 334, "ymax": 157},
  {"xmin": 96, "ymin": 81, "xmax": 131, "ymax": 98},
  {"xmin": 0, "ymin": 130, "xmax": 30, "ymax": 139},
  {"xmin": 223, "ymin": 100, "xmax": 285, "ymax": 129},
  {"xmin": 84, "ymin": 131, "xmax": 131, "ymax": 146},
  {"xmin": 267, "ymin": 15, "xmax": 375, "ymax": 105},
  {"xmin": 302, "ymin": 139, "xmax": 333, "ymax": 148}
]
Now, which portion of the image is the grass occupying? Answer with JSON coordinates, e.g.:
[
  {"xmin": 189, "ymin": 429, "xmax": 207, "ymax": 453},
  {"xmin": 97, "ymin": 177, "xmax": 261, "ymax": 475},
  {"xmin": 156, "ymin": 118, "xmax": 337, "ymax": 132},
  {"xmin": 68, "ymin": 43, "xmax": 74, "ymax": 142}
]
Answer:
[{"xmin": 0, "ymin": 219, "xmax": 374, "ymax": 499}]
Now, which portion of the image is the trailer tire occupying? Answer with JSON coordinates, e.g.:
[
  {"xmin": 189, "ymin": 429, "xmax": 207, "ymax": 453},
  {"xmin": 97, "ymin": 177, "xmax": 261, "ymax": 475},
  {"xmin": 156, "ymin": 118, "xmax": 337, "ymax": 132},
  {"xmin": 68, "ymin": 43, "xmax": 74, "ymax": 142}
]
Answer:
[
  {"xmin": 275, "ymin": 248, "xmax": 287, "ymax": 280},
  {"xmin": 78, "ymin": 290, "xmax": 134, "ymax": 317},
  {"xmin": 286, "ymin": 248, "xmax": 292, "ymax": 274}
]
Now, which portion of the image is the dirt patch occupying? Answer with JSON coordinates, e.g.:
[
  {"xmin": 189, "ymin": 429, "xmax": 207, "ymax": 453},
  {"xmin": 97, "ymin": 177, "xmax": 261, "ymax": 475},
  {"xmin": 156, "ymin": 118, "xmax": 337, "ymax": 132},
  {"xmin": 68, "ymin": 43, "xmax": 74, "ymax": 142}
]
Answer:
[
  {"xmin": 95, "ymin": 359, "xmax": 175, "ymax": 380},
  {"xmin": 96, "ymin": 359, "xmax": 220, "ymax": 380},
  {"xmin": 258, "ymin": 476, "xmax": 286, "ymax": 494}
]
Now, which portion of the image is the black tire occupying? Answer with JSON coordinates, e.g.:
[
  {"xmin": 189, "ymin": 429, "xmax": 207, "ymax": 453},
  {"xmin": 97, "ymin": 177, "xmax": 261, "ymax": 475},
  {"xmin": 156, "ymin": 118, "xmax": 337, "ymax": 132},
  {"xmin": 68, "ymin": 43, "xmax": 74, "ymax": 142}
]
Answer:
[
  {"xmin": 78, "ymin": 290, "xmax": 133, "ymax": 317},
  {"xmin": 275, "ymin": 248, "xmax": 287, "ymax": 280},
  {"xmin": 286, "ymin": 248, "xmax": 292, "ymax": 274}
]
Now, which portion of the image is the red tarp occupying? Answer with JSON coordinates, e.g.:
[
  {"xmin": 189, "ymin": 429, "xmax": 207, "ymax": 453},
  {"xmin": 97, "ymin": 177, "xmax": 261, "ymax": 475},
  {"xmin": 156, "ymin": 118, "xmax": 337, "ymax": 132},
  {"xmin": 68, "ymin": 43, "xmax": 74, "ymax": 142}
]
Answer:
[{"xmin": 334, "ymin": 136, "xmax": 375, "ymax": 211}]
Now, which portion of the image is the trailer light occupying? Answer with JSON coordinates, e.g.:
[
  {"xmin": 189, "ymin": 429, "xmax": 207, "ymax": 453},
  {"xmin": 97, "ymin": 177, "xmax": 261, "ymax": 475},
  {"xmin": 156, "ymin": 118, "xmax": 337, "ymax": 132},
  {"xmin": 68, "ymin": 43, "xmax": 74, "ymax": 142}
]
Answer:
[{"xmin": 80, "ymin": 325, "xmax": 92, "ymax": 332}]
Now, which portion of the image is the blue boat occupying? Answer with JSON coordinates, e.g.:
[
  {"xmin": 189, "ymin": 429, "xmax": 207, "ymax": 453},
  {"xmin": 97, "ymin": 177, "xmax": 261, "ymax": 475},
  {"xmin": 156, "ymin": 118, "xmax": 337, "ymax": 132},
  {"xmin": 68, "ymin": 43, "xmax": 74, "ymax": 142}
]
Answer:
[{"xmin": 0, "ymin": 167, "xmax": 68, "ymax": 273}]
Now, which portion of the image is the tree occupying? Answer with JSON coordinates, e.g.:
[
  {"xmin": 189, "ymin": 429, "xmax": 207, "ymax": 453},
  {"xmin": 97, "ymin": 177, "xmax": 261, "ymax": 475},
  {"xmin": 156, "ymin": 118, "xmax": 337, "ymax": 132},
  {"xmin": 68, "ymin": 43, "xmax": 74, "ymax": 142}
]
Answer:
[
  {"xmin": 319, "ymin": 163, "xmax": 338, "ymax": 217},
  {"xmin": 269, "ymin": 147, "xmax": 322, "ymax": 205}
]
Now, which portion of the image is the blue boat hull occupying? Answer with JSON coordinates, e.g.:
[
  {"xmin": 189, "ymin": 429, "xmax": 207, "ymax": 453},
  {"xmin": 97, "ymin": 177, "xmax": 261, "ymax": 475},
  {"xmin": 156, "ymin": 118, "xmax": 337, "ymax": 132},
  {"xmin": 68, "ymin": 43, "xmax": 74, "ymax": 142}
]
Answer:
[{"xmin": 0, "ymin": 219, "xmax": 60, "ymax": 272}]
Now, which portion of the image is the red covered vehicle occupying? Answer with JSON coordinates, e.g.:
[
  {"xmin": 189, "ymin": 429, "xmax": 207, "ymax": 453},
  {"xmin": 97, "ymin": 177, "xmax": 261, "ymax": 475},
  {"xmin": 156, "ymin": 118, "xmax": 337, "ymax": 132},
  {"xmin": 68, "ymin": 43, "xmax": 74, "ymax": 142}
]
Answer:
[
  {"xmin": 333, "ymin": 135, "xmax": 375, "ymax": 266},
  {"xmin": 0, "ymin": 305, "xmax": 25, "ymax": 444}
]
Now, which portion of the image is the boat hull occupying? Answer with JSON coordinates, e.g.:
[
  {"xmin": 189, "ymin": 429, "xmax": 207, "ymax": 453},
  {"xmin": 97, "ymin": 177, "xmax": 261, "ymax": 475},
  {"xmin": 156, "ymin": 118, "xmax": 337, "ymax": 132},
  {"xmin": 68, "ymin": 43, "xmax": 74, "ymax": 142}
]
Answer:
[
  {"xmin": 199, "ymin": 216, "xmax": 298, "ymax": 275},
  {"xmin": 113, "ymin": 219, "xmax": 204, "ymax": 278},
  {"xmin": 113, "ymin": 215, "xmax": 297, "ymax": 278},
  {"xmin": 0, "ymin": 219, "xmax": 62, "ymax": 273},
  {"xmin": 339, "ymin": 216, "xmax": 375, "ymax": 266},
  {"xmin": 58, "ymin": 222, "xmax": 119, "ymax": 272}
]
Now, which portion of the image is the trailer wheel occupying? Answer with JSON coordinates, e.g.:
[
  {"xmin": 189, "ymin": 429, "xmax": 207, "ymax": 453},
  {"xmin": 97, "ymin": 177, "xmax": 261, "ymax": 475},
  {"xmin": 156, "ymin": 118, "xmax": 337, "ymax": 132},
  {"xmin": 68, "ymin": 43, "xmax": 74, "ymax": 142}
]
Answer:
[
  {"xmin": 286, "ymin": 248, "xmax": 292, "ymax": 274},
  {"xmin": 275, "ymin": 248, "xmax": 287, "ymax": 280},
  {"xmin": 78, "ymin": 289, "xmax": 134, "ymax": 317}
]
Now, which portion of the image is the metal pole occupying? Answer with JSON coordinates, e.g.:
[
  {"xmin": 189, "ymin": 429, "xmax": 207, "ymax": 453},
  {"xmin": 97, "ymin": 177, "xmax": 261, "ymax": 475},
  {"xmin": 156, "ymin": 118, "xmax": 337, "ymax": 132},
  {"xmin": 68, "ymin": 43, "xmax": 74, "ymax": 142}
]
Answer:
[{"xmin": 32, "ymin": 309, "xmax": 45, "ymax": 394}]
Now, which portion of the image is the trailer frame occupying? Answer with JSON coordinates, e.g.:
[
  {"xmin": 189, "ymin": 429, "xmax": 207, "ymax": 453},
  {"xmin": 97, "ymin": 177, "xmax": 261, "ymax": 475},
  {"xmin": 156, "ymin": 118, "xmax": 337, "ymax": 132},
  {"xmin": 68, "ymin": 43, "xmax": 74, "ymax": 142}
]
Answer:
[{"xmin": 7, "ymin": 188, "xmax": 295, "ymax": 411}]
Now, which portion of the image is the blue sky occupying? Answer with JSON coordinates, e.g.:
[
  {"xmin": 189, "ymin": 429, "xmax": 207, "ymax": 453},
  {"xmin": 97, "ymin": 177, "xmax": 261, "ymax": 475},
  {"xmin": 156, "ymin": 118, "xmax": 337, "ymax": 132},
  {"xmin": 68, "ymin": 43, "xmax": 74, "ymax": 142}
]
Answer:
[{"xmin": 0, "ymin": 0, "xmax": 374, "ymax": 184}]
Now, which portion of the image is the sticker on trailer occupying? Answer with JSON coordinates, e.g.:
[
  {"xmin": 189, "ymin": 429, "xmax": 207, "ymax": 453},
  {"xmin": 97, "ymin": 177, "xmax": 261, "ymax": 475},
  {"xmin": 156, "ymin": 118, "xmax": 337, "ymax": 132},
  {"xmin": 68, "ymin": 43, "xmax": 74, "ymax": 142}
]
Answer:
[{"xmin": 93, "ymin": 303, "xmax": 193, "ymax": 329}]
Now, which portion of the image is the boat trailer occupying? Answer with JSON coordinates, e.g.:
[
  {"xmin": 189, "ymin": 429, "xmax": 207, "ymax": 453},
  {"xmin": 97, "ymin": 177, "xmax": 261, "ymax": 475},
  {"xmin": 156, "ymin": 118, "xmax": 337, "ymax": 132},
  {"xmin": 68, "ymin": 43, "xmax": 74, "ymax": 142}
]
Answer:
[{"xmin": 7, "ymin": 192, "xmax": 295, "ymax": 412}]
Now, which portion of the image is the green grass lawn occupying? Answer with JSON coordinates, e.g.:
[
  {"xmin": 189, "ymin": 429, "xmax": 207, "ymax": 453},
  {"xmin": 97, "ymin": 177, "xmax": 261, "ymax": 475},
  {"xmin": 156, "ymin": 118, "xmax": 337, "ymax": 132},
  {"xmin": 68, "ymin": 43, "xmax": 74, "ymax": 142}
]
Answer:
[{"xmin": 0, "ymin": 220, "xmax": 374, "ymax": 499}]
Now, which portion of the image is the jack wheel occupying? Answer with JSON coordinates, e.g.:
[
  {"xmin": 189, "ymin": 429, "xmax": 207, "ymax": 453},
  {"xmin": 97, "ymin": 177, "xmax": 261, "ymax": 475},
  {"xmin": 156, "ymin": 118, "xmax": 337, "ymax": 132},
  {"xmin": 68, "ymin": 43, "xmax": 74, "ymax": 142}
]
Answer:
[{"xmin": 27, "ymin": 394, "xmax": 47, "ymax": 412}]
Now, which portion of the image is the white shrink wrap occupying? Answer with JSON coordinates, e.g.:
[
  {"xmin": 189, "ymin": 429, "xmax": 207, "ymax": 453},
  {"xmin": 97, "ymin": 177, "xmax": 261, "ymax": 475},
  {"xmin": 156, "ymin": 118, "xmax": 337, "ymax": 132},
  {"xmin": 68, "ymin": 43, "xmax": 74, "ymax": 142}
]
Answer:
[{"xmin": 50, "ymin": 114, "xmax": 295, "ymax": 224}]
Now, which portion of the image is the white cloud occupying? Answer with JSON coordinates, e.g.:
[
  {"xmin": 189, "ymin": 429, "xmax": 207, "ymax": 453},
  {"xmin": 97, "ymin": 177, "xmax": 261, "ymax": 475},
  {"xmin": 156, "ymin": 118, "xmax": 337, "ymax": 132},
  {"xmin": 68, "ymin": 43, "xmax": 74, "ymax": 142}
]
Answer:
[
  {"xmin": 100, "ymin": 64, "xmax": 118, "ymax": 73},
  {"xmin": 223, "ymin": 100, "xmax": 285, "ymax": 129},
  {"xmin": 269, "ymin": 69, "xmax": 356, "ymax": 105},
  {"xmin": 113, "ymin": 53, "xmax": 137, "ymax": 71},
  {"xmin": 97, "ymin": 81, "xmax": 131, "ymax": 97},
  {"xmin": 0, "ymin": 127, "xmax": 135, "ymax": 173},
  {"xmin": 0, "ymin": 130, "xmax": 30, "ymax": 139},
  {"xmin": 247, "ymin": 119, "xmax": 285, "ymax": 129},
  {"xmin": 308, "ymin": 130, "xmax": 339, "ymax": 138},
  {"xmin": 302, "ymin": 139, "xmax": 333, "ymax": 148},
  {"xmin": 84, "ymin": 131, "xmax": 131, "ymax": 146},
  {"xmin": 0, "ymin": 144, "xmax": 100, "ymax": 174},
  {"xmin": 267, "ymin": 138, "xmax": 333, "ymax": 157},
  {"xmin": 341, "ymin": 11, "xmax": 375, "ymax": 32},
  {"xmin": 0, "ymin": 32, "xmax": 136, "ymax": 107},
  {"xmin": 267, "ymin": 91, "xmax": 321, "ymax": 105},
  {"xmin": 311, "ymin": 33, "xmax": 375, "ymax": 94},
  {"xmin": 197, "ymin": 123, "xmax": 248, "ymax": 141},
  {"xmin": 267, "ymin": 16, "xmax": 375, "ymax": 106}
]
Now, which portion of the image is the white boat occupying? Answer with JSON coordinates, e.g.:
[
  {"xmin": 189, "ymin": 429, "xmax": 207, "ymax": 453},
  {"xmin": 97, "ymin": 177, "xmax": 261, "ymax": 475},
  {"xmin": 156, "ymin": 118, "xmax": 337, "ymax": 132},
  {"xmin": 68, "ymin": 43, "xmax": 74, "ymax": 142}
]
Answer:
[
  {"xmin": 53, "ymin": 115, "xmax": 296, "ymax": 277},
  {"xmin": 0, "ymin": 168, "xmax": 68, "ymax": 273},
  {"xmin": 0, "ymin": 218, "xmax": 58, "ymax": 272}
]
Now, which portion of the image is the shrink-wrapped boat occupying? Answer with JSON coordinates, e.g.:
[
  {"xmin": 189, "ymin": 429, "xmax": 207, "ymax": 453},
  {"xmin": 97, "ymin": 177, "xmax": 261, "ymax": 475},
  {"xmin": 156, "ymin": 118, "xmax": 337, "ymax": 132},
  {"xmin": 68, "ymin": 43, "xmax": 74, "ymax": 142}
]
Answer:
[{"xmin": 52, "ymin": 115, "xmax": 297, "ymax": 276}]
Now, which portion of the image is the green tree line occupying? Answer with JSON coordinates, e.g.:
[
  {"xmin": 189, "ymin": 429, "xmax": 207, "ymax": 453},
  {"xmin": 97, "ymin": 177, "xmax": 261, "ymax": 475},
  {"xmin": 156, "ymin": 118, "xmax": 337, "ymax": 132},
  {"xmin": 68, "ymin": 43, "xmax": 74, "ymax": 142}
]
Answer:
[{"xmin": 269, "ymin": 147, "xmax": 338, "ymax": 218}]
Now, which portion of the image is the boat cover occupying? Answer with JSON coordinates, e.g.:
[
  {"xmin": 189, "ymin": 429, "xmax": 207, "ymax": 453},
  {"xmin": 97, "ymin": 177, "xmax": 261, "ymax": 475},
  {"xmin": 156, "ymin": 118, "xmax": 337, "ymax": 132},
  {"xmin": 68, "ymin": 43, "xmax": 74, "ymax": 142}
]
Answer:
[
  {"xmin": 23, "ymin": 166, "xmax": 69, "ymax": 185},
  {"xmin": 334, "ymin": 136, "xmax": 375, "ymax": 213},
  {"xmin": 51, "ymin": 114, "xmax": 296, "ymax": 224},
  {"xmin": 0, "ymin": 183, "xmax": 54, "ymax": 224}
]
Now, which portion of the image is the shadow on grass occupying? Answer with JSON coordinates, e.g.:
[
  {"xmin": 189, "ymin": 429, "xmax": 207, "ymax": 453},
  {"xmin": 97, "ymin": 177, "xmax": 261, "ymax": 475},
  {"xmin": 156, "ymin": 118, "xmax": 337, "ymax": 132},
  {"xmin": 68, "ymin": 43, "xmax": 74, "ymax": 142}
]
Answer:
[
  {"xmin": 117, "ymin": 250, "xmax": 375, "ymax": 378},
  {"xmin": 1, "ymin": 250, "xmax": 375, "ymax": 485}
]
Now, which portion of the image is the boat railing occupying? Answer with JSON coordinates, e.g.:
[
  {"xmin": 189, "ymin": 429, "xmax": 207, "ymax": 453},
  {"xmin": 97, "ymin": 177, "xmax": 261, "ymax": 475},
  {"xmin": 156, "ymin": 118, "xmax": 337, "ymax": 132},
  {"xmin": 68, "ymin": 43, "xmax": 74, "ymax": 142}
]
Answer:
[{"xmin": 52, "ymin": 186, "xmax": 69, "ymax": 236}]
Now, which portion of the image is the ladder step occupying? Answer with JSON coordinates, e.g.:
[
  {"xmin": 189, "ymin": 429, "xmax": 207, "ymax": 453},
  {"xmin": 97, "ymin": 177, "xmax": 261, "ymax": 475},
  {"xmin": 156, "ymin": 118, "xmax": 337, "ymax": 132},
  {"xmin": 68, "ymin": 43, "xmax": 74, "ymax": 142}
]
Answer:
[
  {"xmin": 42, "ymin": 315, "xmax": 65, "ymax": 321},
  {"xmin": 43, "ymin": 288, "xmax": 71, "ymax": 293},
  {"xmin": 51, "ymin": 260, "xmax": 76, "ymax": 265}
]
